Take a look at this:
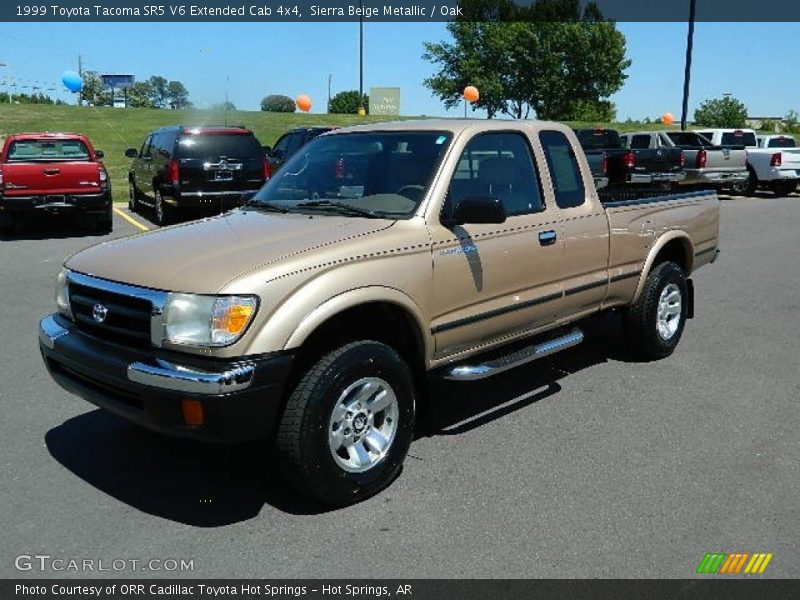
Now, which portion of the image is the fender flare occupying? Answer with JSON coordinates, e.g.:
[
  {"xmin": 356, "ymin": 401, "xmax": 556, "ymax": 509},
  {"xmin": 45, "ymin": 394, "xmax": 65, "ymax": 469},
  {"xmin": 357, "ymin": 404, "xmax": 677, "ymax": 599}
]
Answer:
[
  {"xmin": 280, "ymin": 286, "xmax": 431, "ymax": 360},
  {"xmin": 631, "ymin": 231, "xmax": 694, "ymax": 303}
]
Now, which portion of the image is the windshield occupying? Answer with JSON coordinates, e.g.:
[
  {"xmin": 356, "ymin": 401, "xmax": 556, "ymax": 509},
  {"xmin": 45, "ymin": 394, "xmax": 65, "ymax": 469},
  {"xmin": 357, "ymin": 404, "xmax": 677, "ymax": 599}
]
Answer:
[
  {"xmin": 7, "ymin": 139, "xmax": 91, "ymax": 161},
  {"xmin": 176, "ymin": 133, "xmax": 263, "ymax": 159},
  {"xmin": 575, "ymin": 129, "xmax": 621, "ymax": 150},
  {"xmin": 250, "ymin": 131, "xmax": 452, "ymax": 218}
]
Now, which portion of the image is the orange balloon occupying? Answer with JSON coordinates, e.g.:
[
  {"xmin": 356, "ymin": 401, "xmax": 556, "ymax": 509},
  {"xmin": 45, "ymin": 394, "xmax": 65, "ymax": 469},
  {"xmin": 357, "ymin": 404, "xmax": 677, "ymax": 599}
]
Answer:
[
  {"xmin": 463, "ymin": 85, "xmax": 479, "ymax": 103},
  {"xmin": 296, "ymin": 94, "xmax": 312, "ymax": 112},
  {"xmin": 661, "ymin": 112, "xmax": 675, "ymax": 125}
]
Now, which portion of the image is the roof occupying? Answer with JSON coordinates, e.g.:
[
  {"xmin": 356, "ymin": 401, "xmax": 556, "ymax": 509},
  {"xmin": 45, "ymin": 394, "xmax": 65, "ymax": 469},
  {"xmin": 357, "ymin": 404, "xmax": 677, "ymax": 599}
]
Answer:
[
  {"xmin": 6, "ymin": 132, "xmax": 89, "ymax": 140},
  {"xmin": 328, "ymin": 118, "xmax": 573, "ymax": 137}
]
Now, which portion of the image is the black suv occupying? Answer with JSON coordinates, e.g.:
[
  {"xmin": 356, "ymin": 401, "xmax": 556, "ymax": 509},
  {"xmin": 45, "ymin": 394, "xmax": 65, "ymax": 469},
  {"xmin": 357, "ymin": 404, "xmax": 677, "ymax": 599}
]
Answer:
[
  {"xmin": 265, "ymin": 126, "xmax": 337, "ymax": 174},
  {"xmin": 125, "ymin": 125, "xmax": 268, "ymax": 225}
]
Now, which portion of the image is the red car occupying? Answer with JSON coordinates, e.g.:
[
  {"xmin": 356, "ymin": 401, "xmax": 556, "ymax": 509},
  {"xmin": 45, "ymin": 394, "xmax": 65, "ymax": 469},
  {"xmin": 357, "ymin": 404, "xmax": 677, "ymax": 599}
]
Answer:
[{"xmin": 0, "ymin": 132, "xmax": 112, "ymax": 234}]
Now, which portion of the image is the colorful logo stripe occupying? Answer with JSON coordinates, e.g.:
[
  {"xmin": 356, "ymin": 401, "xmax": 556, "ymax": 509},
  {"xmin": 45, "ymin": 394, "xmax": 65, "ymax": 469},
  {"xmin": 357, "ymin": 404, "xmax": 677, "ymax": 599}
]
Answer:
[{"xmin": 697, "ymin": 552, "xmax": 773, "ymax": 574}]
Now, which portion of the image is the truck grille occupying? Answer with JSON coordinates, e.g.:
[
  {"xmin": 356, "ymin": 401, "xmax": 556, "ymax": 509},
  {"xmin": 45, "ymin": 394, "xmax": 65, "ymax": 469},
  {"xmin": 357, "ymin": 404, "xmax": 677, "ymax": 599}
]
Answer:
[{"xmin": 67, "ymin": 273, "xmax": 166, "ymax": 349}]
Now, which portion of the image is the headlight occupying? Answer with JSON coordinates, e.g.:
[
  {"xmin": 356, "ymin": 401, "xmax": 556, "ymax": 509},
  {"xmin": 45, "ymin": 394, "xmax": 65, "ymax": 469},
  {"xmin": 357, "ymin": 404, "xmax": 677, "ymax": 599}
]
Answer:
[
  {"xmin": 164, "ymin": 293, "xmax": 258, "ymax": 347},
  {"xmin": 55, "ymin": 268, "xmax": 72, "ymax": 319}
]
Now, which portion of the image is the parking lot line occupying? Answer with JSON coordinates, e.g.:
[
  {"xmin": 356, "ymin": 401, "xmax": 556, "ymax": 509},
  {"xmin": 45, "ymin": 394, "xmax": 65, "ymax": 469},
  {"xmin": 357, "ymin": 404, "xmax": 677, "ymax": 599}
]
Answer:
[{"xmin": 113, "ymin": 206, "xmax": 150, "ymax": 231}]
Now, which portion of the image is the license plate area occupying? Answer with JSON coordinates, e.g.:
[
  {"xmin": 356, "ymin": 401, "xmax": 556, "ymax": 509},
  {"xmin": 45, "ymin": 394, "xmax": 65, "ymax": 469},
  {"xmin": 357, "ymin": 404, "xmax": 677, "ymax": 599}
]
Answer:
[{"xmin": 214, "ymin": 170, "xmax": 233, "ymax": 181}]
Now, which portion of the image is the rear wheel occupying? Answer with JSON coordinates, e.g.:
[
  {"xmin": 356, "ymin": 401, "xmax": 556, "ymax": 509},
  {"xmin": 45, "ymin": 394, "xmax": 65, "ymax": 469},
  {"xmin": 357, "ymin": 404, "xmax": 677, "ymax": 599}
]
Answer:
[
  {"xmin": 0, "ymin": 213, "xmax": 15, "ymax": 235},
  {"xmin": 94, "ymin": 203, "xmax": 113, "ymax": 234},
  {"xmin": 771, "ymin": 180, "xmax": 795, "ymax": 197},
  {"xmin": 277, "ymin": 340, "xmax": 416, "ymax": 507},
  {"xmin": 733, "ymin": 168, "xmax": 758, "ymax": 196},
  {"xmin": 154, "ymin": 188, "xmax": 172, "ymax": 226},
  {"xmin": 624, "ymin": 262, "xmax": 688, "ymax": 361}
]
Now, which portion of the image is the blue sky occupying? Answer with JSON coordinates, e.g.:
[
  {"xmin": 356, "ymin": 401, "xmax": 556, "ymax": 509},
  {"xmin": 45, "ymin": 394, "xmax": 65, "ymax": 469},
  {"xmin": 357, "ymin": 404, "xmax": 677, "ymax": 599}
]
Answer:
[{"xmin": 1, "ymin": 21, "xmax": 798, "ymax": 119}]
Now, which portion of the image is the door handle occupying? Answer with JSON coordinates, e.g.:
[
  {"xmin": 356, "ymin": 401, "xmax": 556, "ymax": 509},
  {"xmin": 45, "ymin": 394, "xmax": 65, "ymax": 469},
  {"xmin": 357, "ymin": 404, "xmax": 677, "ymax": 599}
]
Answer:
[
  {"xmin": 43, "ymin": 168, "xmax": 60, "ymax": 175},
  {"xmin": 538, "ymin": 230, "xmax": 557, "ymax": 246}
]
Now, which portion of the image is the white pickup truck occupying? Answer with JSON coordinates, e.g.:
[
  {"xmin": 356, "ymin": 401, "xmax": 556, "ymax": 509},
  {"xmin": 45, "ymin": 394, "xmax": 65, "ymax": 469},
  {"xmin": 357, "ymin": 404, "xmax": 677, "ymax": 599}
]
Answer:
[{"xmin": 695, "ymin": 128, "xmax": 800, "ymax": 196}]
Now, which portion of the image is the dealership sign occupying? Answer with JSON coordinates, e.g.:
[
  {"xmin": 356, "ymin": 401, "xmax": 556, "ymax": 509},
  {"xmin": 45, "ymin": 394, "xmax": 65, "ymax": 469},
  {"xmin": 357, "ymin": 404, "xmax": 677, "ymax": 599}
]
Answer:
[{"xmin": 369, "ymin": 87, "xmax": 400, "ymax": 116}]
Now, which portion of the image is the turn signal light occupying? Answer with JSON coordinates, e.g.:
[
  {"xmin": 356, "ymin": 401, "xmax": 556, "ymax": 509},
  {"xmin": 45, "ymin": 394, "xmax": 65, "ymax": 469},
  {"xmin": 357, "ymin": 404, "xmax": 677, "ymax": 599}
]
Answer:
[
  {"xmin": 181, "ymin": 399, "xmax": 204, "ymax": 427},
  {"xmin": 770, "ymin": 152, "xmax": 782, "ymax": 167},
  {"xmin": 622, "ymin": 151, "xmax": 636, "ymax": 169},
  {"xmin": 168, "ymin": 159, "xmax": 180, "ymax": 185},
  {"xmin": 696, "ymin": 149, "xmax": 707, "ymax": 169}
]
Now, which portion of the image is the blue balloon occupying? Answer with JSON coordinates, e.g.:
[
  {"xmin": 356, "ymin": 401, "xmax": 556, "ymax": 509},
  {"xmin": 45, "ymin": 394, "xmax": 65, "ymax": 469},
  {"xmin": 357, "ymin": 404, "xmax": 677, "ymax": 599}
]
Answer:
[{"xmin": 62, "ymin": 71, "xmax": 82, "ymax": 93}]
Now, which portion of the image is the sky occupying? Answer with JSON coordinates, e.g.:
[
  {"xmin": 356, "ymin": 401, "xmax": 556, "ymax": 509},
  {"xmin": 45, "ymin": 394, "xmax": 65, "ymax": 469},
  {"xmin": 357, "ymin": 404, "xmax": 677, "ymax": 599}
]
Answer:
[{"xmin": 1, "ymin": 21, "xmax": 798, "ymax": 120}]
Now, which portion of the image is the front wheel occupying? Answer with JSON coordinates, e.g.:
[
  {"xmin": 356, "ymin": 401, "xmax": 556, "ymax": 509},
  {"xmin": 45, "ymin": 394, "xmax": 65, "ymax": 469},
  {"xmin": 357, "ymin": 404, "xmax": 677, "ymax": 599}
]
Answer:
[
  {"xmin": 277, "ymin": 341, "xmax": 416, "ymax": 507},
  {"xmin": 154, "ymin": 188, "xmax": 172, "ymax": 226},
  {"xmin": 624, "ymin": 261, "xmax": 688, "ymax": 361},
  {"xmin": 128, "ymin": 180, "xmax": 139, "ymax": 212}
]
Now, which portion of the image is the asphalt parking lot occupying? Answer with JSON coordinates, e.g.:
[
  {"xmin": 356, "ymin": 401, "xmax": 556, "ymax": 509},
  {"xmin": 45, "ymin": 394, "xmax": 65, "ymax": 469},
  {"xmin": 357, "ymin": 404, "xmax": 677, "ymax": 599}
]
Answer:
[{"xmin": 1, "ymin": 195, "xmax": 798, "ymax": 579}]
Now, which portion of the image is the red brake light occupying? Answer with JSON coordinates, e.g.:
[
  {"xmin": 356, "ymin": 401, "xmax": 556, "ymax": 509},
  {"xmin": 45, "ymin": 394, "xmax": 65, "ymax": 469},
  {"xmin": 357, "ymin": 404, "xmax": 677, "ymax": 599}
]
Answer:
[
  {"xmin": 263, "ymin": 159, "xmax": 271, "ymax": 180},
  {"xmin": 622, "ymin": 150, "xmax": 636, "ymax": 169},
  {"xmin": 770, "ymin": 152, "xmax": 782, "ymax": 167},
  {"xmin": 335, "ymin": 156, "xmax": 345, "ymax": 180},
  {"xmin": 168, "ymin": 159, "xmax": 180, "ymax": 185},
  {"xmin": 601, "ymin": 152, "xmax": 608, "ymax": 176},
  {"xmin": 679, "ymin": 150, "xmax": 686, "ymax": 167},
  {"xmin": 696, "ymin": 149, "xmax": 707, "ymax": 169}
]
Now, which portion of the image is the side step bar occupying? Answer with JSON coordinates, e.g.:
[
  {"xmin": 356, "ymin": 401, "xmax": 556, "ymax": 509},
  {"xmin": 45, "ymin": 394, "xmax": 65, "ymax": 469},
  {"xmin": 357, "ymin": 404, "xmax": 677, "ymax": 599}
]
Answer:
[{"xmin": 443, "ymin": 328, "xmax": 584, "ymax": 381}]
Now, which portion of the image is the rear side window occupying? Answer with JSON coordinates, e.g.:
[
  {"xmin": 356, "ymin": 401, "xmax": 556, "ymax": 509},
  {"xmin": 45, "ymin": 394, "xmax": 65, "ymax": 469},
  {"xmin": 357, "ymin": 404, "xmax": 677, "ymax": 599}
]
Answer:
[
  {"xmin": 176, "ymin": 133, "xmax": 263, "ymax": 159},
  {"xmin": 575, "ymin": 129, "xmax": 621, "ymax": 150},
  {"xmin": 666, "ymin": 132, "xmax": 712, "ymax": 148},
  {"xmin": 539, "ymin": 131, "xmax": 585, "ymax": 209},
  {"xmin": 630, "ymin": 135, "xmax": 651, "ymax": 149},
  {"xmin": 6, "ymin": 139, "xmax": 91, "ymax": 161},
  {"xmin": 449, "ymin": 132, "xmax": 543, "ymax": 217}
]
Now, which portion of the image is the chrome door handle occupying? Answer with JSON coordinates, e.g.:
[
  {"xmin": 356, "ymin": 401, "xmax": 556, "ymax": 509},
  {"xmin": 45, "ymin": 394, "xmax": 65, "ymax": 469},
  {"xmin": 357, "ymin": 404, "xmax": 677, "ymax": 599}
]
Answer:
[{"xmin": 538, "ymin": 230, "xmax": 557, "ymax": 246}]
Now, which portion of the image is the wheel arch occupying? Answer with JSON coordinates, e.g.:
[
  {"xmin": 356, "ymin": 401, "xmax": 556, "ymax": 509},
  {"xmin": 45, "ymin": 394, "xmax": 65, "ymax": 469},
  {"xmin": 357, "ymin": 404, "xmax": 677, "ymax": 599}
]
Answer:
[{"xmin": 632, "ymin": 232, "xmax": 694, "ymax": 303}]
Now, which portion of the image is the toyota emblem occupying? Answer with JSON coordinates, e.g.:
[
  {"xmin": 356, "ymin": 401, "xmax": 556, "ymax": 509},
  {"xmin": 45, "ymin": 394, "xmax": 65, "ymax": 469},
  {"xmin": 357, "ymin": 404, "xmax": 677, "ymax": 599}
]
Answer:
[{"xmin": 92, "ymin": 303, "xmax": 108, "ymax": 323}]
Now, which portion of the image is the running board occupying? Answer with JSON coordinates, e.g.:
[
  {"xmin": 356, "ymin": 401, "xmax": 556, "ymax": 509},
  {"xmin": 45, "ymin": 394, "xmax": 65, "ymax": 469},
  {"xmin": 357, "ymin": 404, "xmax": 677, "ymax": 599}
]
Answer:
[{"xmin": 443, "ymin": 328, "xmax": 584, "ymax": 381}]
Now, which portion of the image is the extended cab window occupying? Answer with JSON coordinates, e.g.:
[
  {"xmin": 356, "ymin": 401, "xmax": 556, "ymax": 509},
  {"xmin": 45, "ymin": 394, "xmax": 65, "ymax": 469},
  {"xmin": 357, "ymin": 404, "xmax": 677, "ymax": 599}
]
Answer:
[
  {"xmin": 6, "ymin": 139, "xmax": 90, "ymax": 161},
  {"xmin": 449, "ymin": 132, "xmax": 543, "ymax": 217},
  {"xmin": 539, "ymin": 130, "xmax": 585, "ymax": 209},
  {"xmin": 630, "ymin": 135, "xmax": 651, "ymax": 149}
]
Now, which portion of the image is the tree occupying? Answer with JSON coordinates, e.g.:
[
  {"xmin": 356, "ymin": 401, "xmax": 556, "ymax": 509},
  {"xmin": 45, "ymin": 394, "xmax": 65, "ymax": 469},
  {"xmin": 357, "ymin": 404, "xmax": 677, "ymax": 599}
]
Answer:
[
  {"xmin": 261, "ymin": 94, "xmax": 296, "ymax": 113},
  {"xmin": 422, "ymin": 0, "xmax": 630, "ymax": 119},
  {"xmin": 783, "ymin": 110, "xmax": 799, "ymax": 134},
  {"xmin": 148, "ymin": 75, "xmax": 169, "ymax": 108},
  {"xmin": 79, "ymin": 71, "xmax": 111, "ymax": 106},
  {"xmin": 126, "ymin": 81, "xmax": 155, "ymax": 108},
  {"xmin": 329, "ymin": 90, "xmax": 369, "ymax": 114},
  {"xmin": 165, "ymin": 81, "xmax": 191, "ymax": 109},
  {"xmin": 693, "ymin": 96, "xmax": 748, "ymax": 128},
  {"xmin": 560, "ymin": 99, "xmax": 617, "ymax": 122}
]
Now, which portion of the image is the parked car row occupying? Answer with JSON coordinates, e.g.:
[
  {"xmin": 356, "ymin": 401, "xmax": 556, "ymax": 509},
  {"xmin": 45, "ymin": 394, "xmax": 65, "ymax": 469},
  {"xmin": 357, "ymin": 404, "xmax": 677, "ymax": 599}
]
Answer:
[{"xmin": 574, "ymin": 126, "xmax": 799, "ymax": 197}]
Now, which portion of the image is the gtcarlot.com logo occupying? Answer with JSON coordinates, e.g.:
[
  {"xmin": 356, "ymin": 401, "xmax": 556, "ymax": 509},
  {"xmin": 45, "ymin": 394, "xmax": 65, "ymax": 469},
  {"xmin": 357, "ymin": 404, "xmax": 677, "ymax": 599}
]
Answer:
[
  {"xmin": 15, "ymin": 554, "xmax": 194, "ymax": 572},
  {"xmin": 696, "ymin": 552, "xmax": 773, "ymax": 574}
]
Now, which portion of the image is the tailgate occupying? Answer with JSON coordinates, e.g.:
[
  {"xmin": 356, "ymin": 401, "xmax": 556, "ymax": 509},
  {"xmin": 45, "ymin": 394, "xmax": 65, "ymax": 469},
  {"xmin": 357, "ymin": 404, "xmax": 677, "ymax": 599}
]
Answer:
[
  {"xmin": 705, "ymin": 148, "xmax": 747, "ymax": 170},
  {"xmin": 632, "ymin": 148, "xmax": 683, "ymax": 173},
  {"xmin": 1, "ymin": 161, "xmax": 102, "ymax": 196},
  {"xmin": 778, "ymin": 149, "xmax": 800, "ymax": 170}
]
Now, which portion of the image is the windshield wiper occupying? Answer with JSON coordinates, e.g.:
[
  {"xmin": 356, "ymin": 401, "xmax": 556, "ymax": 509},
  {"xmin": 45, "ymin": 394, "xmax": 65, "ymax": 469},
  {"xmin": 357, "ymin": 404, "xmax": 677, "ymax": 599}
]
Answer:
[
  {"xmin": 295, "ymin": 200, "xmax": 381, "ymax": 218},
  {"xmin": 244, "ymin": 200, "xmax": 290, "ymax": 214}
]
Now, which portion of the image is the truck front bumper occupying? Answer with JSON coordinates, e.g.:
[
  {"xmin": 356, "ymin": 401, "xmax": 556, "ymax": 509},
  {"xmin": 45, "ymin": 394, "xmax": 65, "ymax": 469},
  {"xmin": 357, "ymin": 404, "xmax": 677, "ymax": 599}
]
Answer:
[
  {"xmin": 0, "ymin": 191, "xmax": 111, "ymax": 214},
  {"xmin": 39, "ymin": 314, "xmax": 294, "ymax": 443}
]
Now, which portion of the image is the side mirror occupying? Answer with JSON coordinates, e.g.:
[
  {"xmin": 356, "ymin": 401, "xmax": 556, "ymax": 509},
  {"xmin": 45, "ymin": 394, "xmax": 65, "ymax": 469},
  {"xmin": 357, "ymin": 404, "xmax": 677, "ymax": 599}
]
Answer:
[
  {"xmin": 449, "ymin": 196, "xmax": 506, "ymax": 225},
  {"xmin": 124, "ymin": 148, "xmax": 138, "ymax": 158},
  {"xmin": 94, "ymin": 150, "xmax": 104, "ymax": 159},
  {"xmin": 158, "ymin": 149, "xmax": 171, "ymax": 159}
]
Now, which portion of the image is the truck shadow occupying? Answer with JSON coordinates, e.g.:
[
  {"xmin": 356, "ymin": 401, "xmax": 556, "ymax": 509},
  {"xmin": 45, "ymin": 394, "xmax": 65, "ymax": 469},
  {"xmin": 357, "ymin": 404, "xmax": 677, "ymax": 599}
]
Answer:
[
  {"xmin": 44, "ymin": 314, "xmax": 634, "ymax": 524},
  {"xmin": 0, "ymin": 214, "xmax": 104, "ymax": 241}
]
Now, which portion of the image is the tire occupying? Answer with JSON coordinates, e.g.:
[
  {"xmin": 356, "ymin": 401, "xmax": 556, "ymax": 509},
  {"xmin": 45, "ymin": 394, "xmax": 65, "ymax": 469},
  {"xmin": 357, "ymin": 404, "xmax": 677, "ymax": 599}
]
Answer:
[
  {"xmin": 734, "ymin": 168, "xmax": 757, "ymax": 196},
  {"xmin": 154, "ymin": 187, "xmax": 172, "ymax": 226},
  {"xmin": 0, "ymin": 213, "xmax": 15, "ymax": 235},
  {"xmin": 771, "ymin": 180, "xmax": 794, "ymax": 197},
  {"xmin": 128, "ymin": 179, "xmax": 139, "ymax": 212},
  {"xmin": 624, "ymin": 261, "xmax": 688, "ymax": 361},
  {"xmin": 277, "ymin": 340, "xmax": 416, "ymax": 507}
]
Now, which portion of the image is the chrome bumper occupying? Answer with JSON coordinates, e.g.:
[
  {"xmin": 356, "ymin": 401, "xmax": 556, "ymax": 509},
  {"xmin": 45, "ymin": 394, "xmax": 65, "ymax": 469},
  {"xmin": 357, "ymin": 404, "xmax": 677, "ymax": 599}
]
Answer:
[{"xmin": 39, "ymin": 315, "xmax": 255, "ymax": 395}]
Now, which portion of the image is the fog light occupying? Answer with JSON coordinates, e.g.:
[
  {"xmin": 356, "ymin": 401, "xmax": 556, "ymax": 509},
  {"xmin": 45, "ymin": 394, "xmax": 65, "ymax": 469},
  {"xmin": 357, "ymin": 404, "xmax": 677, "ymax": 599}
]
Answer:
[{"xmin": 181, "ymin": 399, "xmax": 204, "ymax": 427}]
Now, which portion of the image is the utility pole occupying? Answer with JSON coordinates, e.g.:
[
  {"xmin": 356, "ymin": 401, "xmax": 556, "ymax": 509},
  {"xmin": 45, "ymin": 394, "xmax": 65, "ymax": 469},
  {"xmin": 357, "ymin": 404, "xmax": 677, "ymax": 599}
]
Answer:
[
  {"xmin": 357, "ymin": 0, "xmax": 365, "ymax": 115},
  {"xmin": 327, "ymin": 74, "xmax": 332, "ymax": 114},
  {"xmin": 680, "ymin": 0, "xmax": 697, "ymax": 131},
  {"xmin": 77, "ymin": 54, "xmax": 84, "ymax": 106}
]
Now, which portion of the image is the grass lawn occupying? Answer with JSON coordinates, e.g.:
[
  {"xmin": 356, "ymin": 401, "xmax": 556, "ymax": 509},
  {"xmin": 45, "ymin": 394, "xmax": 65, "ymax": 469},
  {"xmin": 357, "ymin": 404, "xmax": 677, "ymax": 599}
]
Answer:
[{"xmin": 0, "ymin": 103, "xmax": 778, "ymax": 203}]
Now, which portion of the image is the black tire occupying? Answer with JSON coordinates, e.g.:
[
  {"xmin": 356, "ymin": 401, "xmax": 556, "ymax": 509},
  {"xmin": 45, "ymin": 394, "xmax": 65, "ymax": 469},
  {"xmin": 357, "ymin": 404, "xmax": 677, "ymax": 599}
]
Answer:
[
  {"xmin": 624, "ymin": 261, "xmax": 688, "ymax": 361},
  {"xmin": 771, "ymin": 180, "xmax": 794, "ymax": 197},
  {"xmin": 277, "ymin": 341, "xmax": 416, "ymax": 507},
  {"xmin": 735, "ymin": 167, "xmax": 758, "ymax": 196},
  {"xmin": 154, "ymin": 187, "xmax": 172, "ymax": 226},
  {"xmin": 0, "ymin": 213, "xmax": 15, "ymax": 235},
  {"xmin": 128, "ymin": 179, "xmax": 139, "ymax": 212}
]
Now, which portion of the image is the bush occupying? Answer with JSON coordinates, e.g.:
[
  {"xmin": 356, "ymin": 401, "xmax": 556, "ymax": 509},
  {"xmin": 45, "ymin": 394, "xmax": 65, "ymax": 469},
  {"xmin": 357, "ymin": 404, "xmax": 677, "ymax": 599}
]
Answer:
[
  {"xmin": 693, "ymin": 96, "xmax": 748, "ymax": 128},
  {"xmin": 329, "ymin": 90, "xmax": 369, "ymax": 114},
  {"xmin": 260, "ymin": 94, "xmax": 296, "ymax": 113}
]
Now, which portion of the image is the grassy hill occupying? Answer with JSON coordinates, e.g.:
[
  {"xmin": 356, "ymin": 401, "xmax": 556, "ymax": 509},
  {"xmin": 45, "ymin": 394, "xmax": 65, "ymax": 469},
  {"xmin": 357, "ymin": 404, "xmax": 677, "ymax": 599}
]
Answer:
[{"xmin": 0, "ymin": 103, "xmax": 744, "ymax": 203}]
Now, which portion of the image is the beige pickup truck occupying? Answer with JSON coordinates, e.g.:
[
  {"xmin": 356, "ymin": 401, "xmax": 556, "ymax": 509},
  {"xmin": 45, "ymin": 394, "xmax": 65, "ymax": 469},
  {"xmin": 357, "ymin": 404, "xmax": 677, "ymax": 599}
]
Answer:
[{"xmin": 39, "ymin": 120, "xmax": 720, "ymax": 506}]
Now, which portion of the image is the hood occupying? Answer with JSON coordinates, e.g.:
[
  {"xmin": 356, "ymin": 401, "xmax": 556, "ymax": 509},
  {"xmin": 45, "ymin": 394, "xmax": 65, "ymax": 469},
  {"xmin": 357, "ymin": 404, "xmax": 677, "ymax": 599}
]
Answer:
[{"xmin": 65, "ymin": 209, "xmax": 395, "ymax": 293}]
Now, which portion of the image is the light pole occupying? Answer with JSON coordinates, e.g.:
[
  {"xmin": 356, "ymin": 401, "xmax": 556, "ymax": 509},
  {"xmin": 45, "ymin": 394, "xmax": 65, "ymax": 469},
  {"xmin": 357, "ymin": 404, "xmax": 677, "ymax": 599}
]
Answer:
[
  {"xmin": 0, "ymin": 62, "xmax": 10, "ymax": 103},
  {"xmin": 680, "ymin": 0, "xmax": 697, "ymax": 131},
  {"xmin": 357, "ymin": 0, "xmax": 365, "ymax": 115}
]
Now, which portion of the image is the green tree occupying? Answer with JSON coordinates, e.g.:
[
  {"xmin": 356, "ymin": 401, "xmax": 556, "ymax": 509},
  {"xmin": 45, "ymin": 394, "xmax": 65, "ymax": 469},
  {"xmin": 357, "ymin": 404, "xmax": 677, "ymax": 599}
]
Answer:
[
  {"xmin": 783, "ymin": 110, "xmax": 799, "ymax": 134},
  {"xmin": 126, "ymin": 81, "xmax": 155, "ymax": 108},
  {"xmin": 422, "ymin": 0, "xmax": 630, "ymax": 119},
  {"xmin": 166, "ymin": 81, "xmax": 191, "ymax": 109},
  {"xmin": 560, "ymin": 99, "xmax": 617, "ymax": 122},
  {"xmin": 260, "ymin": 94, "xmax": 296, "ymax": 113},
  {"xmin": 329, "ymin": 90, "xmax": 369, "ymax": 114},
  {"xmin": 693, "ymin": 96, "xmax": 748, "ymax": 128},
  {"xmin": 148, "ymin": 75, "xmax": 169, "ymax": 108},
  {"xmin": 79, "ymin": 71, "xmax": 112, "ymax": 106}
]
